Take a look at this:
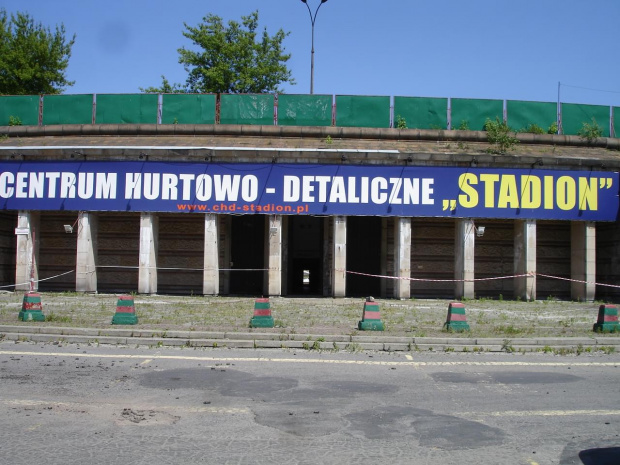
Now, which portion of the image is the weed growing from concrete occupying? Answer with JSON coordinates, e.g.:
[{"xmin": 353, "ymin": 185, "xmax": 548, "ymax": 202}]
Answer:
[
  {"xmin": 345, "ymin": 343, "xmax": 362, "ymax": 353},
  {"xmin": 501, "ymin": 339, "xmax": 515, "ymax": 353}
]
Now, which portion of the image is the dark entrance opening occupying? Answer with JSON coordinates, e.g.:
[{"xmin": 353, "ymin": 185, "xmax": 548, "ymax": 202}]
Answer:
[
  {"xmin": 287, "ymin": 216, "xmax": 323, "ymax": 295},
  {"xmin": 37, "ymin": 212, "xmax": 78, "ymax": 291},
  {"xmin": 0, "ymin": 211, "xmax": 16, "ymax": 288},
  {"xmin": 229, "ymin": 215, "xmax": 265, "ymax": 295},
  {"xmin": 346, "ymin": 216, "xmax": 381, "ymax": 297}
]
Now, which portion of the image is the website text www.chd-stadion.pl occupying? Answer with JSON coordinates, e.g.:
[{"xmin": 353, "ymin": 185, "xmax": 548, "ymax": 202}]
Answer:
[{"xmin": 176, "ymin": 203, "xmax": 310, "ymax": 213}]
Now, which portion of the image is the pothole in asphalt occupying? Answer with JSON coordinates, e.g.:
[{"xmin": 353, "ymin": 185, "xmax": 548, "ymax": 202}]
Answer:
[
  {"xmin": 140, "ymin": 368, "xmax": 298, "ymax": 398},
  {"xmin": 430, "ymin": 371, "xmax": 582, "ymax": 384},
  {"xmin": 345, "ymin": 406, "xmax": 506, "ymax": 449}
]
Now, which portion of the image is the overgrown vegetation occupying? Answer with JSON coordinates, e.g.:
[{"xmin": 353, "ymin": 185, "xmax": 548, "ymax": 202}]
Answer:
[
  {"xmin": 578, "ymin": 117, "xmax": 603, "ymax": 143},
  {"xmin": 456, "ymin": 120, "xmax": 470, "ymax": 131},
  {"xmin": 484, "ymin": 117, "xmax": 519, "ymax": 154},
  {"xmin": 519, "ymin": 122, "xmax": 558, "ymax": 135},
  {"xmin": 395, "ymin": 115, "xmax": 407, "ymax": 129},
  {"xmin": 8, "ymin": 115, "xmax": 21, "ymax": 126}
]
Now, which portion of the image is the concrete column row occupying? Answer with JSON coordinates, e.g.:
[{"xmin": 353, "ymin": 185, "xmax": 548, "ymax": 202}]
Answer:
[
  {"xmin": 13, "ymin": 211, "xmax": 597, "ymax": 301},
  {"xmin": 454, "ymin": 218, "xmax": 595, "ymax": 302}
]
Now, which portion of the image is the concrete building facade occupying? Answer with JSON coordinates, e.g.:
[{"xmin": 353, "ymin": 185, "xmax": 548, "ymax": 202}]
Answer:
[{"xmin": 1, "ymin": 124, "xmax": 619, "ymax": 302}]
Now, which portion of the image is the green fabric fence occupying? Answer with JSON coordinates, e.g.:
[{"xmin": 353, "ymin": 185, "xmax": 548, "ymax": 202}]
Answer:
[
  {"xmin": 561, "ymin": 103, "xmax": 610, "ymax": 137},
  {"xmin": 220, "ymin": 94, "xmax": 274, "ymax": 125},
  {"xmin": 393, "ymin": 96, "xmax": 448, "ymax": 129},
  {"xmin": 43, "ymin": 94, "xmax": 93, "ymax": 125},
  {"xmin": 506, "ymin": 100, "xmax": 557, "ymax": 133},
  {"xmin": 614, "ymin": 107, "xmax": 619, "ymax": 138},
  {"xmin": 450, "ymin": 98, "xmax": 503, "ymax": 131},
  {"xmin": 0, "ymin": 95, "xmax": 40, "ymax": 126},
  {"xmin": 335, "ymin": 95, "xmax": 390, "ymax": 128},
  {"xmin": 161, "ymin": 94, "xmax": 216, "ymax": 124},
  {"xmin": 95, "ymin": 94, "xmax": 159, "ymax": 124},
  {"xmin": 277, "ymin": 94, "xmax": 332, "ymax": 126}
]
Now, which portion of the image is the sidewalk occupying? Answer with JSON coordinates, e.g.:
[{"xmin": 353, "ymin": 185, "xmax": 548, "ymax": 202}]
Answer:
[{"xmin": 1, "ymin": 292, "xmax": 619, "ymax": 353}]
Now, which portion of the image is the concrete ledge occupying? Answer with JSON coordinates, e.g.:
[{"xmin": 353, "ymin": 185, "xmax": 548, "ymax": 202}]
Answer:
[
  {"xmin": 101, "ymin": 329, "xmax": 136, "ymax": 338},
  {"xmin": 188, "ymin": 339, "xmax": 224, "ymax": 348},
  {"xmin": 415, "ymin": 337, "xmax": 454, "ymax": 345},
  {"xmin": 61, "ymin": 328, "xmax": 101, "ymax": 337},
  {"xmin": 158, "ymin": 331, "xmax": 192, "ymax": 339},
  {"xmin": 3, "ymin": 124, "xmax": 619, "ymax": 151},
  {"xmin": 534, "ymin": 337, "xmax": 596, "ymax": 346},
  {"xmin": 595, "ymin": 337, "xmax": 620, "ymax": 345},
  {"xmin": 383, "ymin": 342, "xmax": 410, "ymax": 351},
  {"xmin": 254, "ymin": 340, "xmax": 285, "ymax": 349},
  {"xmin": 281, "ymin": 341, "xmax": 307, "ymax": 349},
  {"xmin": 0, "ymin": 326, "xmax": 616, "ymax": 352},
  {"xmin": 221, "ymin": 340, "xmax": 255, "ymax": 349},
  {"xmin": 126, "ymin": 337, "xmax": 187, "ymax": 347},
  {"xmin": 226, "ymin": 332, "xmax": 282, "ymax": 341},
  {"xmin": 187, "ymin": 331, "xmax": 226, "ymax": 340},
  {"xmin": 290, "ymin": 334, "xmax": 351, "ymax": 343},
  {"xmin": 352, "ymin": 336, "xmax": 412, "ymax": 344},
  {"xmin": 355, "ymin": 342, "xmax": 384, "ymax": 351}
]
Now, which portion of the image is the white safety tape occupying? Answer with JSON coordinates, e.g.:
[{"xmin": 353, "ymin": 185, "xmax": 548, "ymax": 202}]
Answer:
[
  {"xmin": 536, "ymin": 272, "xmax": 620, "ymax": 289},
  {"xmin": 0, "ymin": 270, "xmax": 74, "ymax": 289},
  {"xmin": 91, "ymin": 265, "xmax": 268, "ymax": 272},
  {"xmin": 1, "ymin": 268, "xmax": 618, "ymax": 291},
  {"xmin": 343, "ymin": 269, "xmax": 620, "ymax": 288},
  {"xmin": 342, "ymin": 269, "xmax": 534, "ymax": 283}
]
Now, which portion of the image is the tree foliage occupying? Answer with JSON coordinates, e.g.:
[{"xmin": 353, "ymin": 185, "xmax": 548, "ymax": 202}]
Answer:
[
  {"xmin": 140, "ymin": 75, "xmax": 186, "ymax": 94},
  {"xmin": 0, "ymin": 9, "xmax": 75, "ymax": 95},
  {"xmin": 484, "ymin": 117, "xmax": 519, "ymax": 154},
  {"xmin": 176, "ymin": 11, "xmax": 294, "ymax": 94}
]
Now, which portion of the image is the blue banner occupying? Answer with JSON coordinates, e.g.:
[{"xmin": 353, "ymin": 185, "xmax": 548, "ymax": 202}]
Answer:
[{"xmin": 0, "ymin": 161, "xmax": 617, "ymax": 221}]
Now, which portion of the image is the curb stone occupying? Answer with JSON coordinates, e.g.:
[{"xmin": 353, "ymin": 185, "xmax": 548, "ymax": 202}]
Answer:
[{"xmin": 0, "ymin": 325, "xmax": 618, "ymax": 353}]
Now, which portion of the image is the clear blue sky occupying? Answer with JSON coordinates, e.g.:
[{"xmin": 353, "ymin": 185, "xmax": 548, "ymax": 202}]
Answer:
[{"xmin": 4, "ymin": 0, "xmax": 620, "ymax": 106}]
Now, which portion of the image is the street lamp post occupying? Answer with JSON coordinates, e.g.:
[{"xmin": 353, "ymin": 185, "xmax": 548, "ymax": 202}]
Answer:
[{"xmin": 300, "ymin": 0, "xmax": 328, "ymax": 94}]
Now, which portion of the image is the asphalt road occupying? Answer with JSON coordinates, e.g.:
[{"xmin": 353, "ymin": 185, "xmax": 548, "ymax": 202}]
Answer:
[{"xmin": 1, "ymin": 341, "xmax": 619, "ymax": 465}]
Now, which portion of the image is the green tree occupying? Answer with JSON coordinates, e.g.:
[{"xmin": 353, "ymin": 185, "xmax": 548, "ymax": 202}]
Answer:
[
  {"xmin": 0, "ymin": 9, "xmax": 75, "ymax": 95},
  {"xmin": 176, "ymin": 11, "xmax": 294, "ymax": 94},
  {"xmin": 140, "ymin": 75, "xmax": 186, "ymax": 94}
]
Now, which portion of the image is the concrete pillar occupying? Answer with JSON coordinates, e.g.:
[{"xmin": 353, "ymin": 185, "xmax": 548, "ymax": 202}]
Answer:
[
  {"xmin": 514, "ymin": 219, "xmax": 536, "ymax": 301},
  {"xmin": 281, "ymin": 216, "xmax": 289, "ymax": 295},
  {"xmin": 76, "ymin": 212, "xmax": 98, "ymax": 293},
  {"xmin": 15, "ymin": 211, "xmax": 40, "ymax": 292},
  {"xmin": 267, "ymin": 215, "xmax": 282, "ymax": 296},
  {"xmin": 138, "ymin": 213, "xmax": 158, "ymax": 294},
  {"xmin": 333, "ymin": 216, "xmax": 347, "ymax": 298},
  {"xmin": 394, "ymin": 217, "xmax": 411, "ymax": 299},
  {"xmin": 322, "ymin": 217, "xmax": 331, "ymax": 297},
  {"xmin": 380, "ymin": 218, "xmax": 389, "ymax": 298},
  {"xmin": 454, "ymin": 218, "xmax": 475, "ymax": 299},
  {"xmin": 571, "ymin": 221, "xmax": 596, "ymax": 302},
  {"xmin": 203, "ymin": 213, "xmax": 219, "ymax": 295}
]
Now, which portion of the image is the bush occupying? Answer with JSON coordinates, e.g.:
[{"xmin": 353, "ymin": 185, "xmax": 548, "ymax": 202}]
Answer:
[
  {"xmin": 456, "ymin": 120, "xmax": 470, "ymax": 131},
  {"xmin": 578, "ymin": 117, "xmax": 603, "ymax": 143},
  {"xmin": 8, "ymin": 115, "xmax": 22, "ymax": 126},
  {"xmin": 484, "ymin": 117, "xmax": 519, "ymax": 154},
  {"xmin": 520, "ymin": 123, "xmax": 545, "ymax": 134}
]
